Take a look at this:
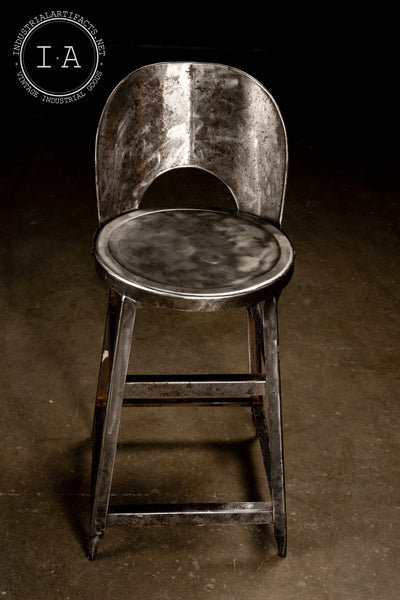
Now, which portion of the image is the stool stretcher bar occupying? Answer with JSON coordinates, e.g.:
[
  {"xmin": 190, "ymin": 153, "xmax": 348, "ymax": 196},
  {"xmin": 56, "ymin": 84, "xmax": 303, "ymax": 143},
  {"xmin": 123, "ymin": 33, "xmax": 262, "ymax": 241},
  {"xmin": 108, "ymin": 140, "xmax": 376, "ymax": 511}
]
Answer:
[
  {"xmin": 122, "ymin": 397, "xmax": 261, "ymax": 407},
  {"xmin": 107, "ymin": 501, "xmax": 273, "ymax": 527},
  {"xmin": 123, "ymin": 374, "xmax": 267, "ymax": 400}
]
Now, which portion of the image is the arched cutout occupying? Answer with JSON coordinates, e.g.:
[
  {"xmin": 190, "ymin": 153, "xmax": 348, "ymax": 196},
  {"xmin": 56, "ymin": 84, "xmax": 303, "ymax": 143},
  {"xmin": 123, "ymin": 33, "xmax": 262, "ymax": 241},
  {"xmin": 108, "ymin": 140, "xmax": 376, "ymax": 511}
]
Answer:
[
  {"xmin": 96, "ymin": 63, "xmax": 287, "ymax": 225},
  {"xmin": 139, "ymin": 167, "xmax": 238, "ymax": 211}
]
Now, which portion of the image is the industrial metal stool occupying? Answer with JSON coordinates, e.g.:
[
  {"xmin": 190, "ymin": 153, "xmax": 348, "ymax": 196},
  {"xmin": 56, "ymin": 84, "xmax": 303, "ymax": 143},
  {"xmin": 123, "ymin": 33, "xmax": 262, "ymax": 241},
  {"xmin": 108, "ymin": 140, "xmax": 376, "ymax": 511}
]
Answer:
[{"xmin": 88, "ymin": 62, "xmax": 294, "ymax": 560}]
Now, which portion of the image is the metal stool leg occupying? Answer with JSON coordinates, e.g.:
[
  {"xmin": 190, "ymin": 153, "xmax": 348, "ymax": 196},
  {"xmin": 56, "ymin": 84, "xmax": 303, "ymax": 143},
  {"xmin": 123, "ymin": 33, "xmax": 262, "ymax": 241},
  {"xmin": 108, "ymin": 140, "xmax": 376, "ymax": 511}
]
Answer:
[
  {"xmin": 247, "ymin": 305, "xmax": 264, "ymax": 376},
  {"xmin": 263, "ymin": 297, "xmax": 287, "ymax": 557},
  {"xmin": 247, "ymin": 305, "xmax": 265, "ymax": 429},
  {"xmin": 247, "ymin": 300, "xmax": 287, "ymax": 557},
  {"xmin": 91, "ymin": 291, "xmax": 119, "ymax": 503},
  {"xmin": 88, "ymin": 294, "xmax": 136, "ymax": 560}
]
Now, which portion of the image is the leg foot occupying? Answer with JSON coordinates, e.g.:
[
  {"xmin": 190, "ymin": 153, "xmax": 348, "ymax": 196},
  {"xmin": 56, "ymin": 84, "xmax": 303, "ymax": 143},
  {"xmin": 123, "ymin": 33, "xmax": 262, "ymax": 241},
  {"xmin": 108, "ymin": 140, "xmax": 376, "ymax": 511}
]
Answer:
[
  {"xmin": 275, "ymin": 531, "xmax": 287, "ymax": 558},
  {"xmin": 87, "ymin": 533, "xmax": 102, "ymax": 561}
]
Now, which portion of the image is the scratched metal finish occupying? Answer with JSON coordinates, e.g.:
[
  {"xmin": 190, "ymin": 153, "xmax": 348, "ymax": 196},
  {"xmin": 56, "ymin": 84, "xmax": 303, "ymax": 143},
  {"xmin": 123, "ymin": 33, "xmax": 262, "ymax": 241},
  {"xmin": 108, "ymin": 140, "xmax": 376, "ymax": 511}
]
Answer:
[
  {"xmin": 96, "ymin": 62, "xmax": 287, "ymax": 226},
  {"xmin": 95, "ymin": 207, "xmax": 294, "ymax": 310}
]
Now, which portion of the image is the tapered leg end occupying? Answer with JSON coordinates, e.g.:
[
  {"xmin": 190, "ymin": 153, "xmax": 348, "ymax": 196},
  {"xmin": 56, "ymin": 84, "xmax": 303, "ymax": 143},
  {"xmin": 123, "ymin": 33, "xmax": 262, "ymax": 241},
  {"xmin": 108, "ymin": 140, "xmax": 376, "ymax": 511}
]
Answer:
[
  {"xmin": 87, "ymin": 534, "xmax": 102, "ymax": 561},
  {"xmin": 276, "ymin": 532, "xmax": 287, "ymax": 558}
]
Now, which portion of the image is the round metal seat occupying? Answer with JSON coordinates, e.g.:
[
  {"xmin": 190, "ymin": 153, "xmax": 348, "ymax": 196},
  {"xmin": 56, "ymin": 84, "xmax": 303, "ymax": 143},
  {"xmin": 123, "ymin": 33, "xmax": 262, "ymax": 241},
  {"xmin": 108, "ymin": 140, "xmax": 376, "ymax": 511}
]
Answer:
[{"xmin": 95, "ymin": 207, "xmax": 294, "ymax": 310}]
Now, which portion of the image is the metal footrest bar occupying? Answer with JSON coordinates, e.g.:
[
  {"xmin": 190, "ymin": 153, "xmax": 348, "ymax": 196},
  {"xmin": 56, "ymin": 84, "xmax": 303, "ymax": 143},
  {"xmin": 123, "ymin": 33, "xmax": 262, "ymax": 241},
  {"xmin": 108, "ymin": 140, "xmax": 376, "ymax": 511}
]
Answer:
[
  {"xmin": 107, "ymin": 501, "xmax": 273, "ymax": 527},
  {"xmin": 124, "ymin": 374, "xmax": 267, "ymax": 399},
  {"xmin": 122, "ymin": 396, "xmax": 262, "ymax": 407}
]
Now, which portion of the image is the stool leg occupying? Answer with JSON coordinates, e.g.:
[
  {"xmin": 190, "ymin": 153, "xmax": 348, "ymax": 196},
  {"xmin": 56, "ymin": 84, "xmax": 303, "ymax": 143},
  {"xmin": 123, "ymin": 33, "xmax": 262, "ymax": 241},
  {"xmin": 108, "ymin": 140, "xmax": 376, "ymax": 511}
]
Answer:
[
  {"xmin": 247, "ymin": 305, "xmax": 263, "ymax": 375},
  {"xmin": 251, "ymin": 403, "xmax": 272, "ymax": 495},
  {"xmin": 91, "ymin": 291, "xmax": 120, "ymax": 504},
  {"xmin": 248, "ymin": 300, "xmax": 287, "ymax": 556},
  {"xmin": 88, "ymin": 294, "xmax": 136, "ymax": 560},
  {"xmin": 247, "ymin": 305, "xmax": 265, "ymax": 428},
  {"xmin": 263, "ymin": 297, "xmax": 287, "ymax": 557}
]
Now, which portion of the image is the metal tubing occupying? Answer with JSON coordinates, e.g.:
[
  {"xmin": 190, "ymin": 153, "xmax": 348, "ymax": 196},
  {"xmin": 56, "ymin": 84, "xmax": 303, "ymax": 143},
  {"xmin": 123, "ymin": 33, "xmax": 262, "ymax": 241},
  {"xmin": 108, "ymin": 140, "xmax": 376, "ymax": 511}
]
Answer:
[
  {"xmin": 263, "ymin": 297, "xmax": 287, "ymax": 557},
  {"xmin": 106, "ymin": 502, "xmax": 273, "ymax": 527},
  {"xmin": 88, "ymin": 295, "xmax": 136, "ymax": 560},
  {"xmin": 122, "ymin": 397, "xmax": 262, "ymax": 407},
  {"xmin": 124, "ymin": 374, "xmax": 266, "ymax": 399},
  {"xmin": 247, "ymin": 305, "xmax": 265, "ymax": 372},
  {"xmin": 247, "ymin": 304, "xmax": 266, "ymax": 428},
  {"xmin": 252, "ymin": 404, "xmax": 272, "ymax": 496},
  {"xmin": 90, "ymin": 291, "xmax": 120, "ymax": 502}
]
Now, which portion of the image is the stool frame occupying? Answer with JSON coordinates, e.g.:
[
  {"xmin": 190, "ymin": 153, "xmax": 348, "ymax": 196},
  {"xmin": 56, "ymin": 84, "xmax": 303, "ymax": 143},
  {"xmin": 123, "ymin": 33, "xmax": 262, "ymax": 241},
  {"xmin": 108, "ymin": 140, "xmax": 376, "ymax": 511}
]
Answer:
[{"xmin": 88, "ymin": 62, "xmax": 293, "ymax": 560}]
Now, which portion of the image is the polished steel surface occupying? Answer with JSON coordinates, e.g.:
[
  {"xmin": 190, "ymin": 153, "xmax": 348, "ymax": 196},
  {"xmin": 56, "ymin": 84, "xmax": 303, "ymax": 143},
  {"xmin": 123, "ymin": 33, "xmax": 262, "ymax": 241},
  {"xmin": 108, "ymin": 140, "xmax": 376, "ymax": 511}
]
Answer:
[
  {"xmin": 123, "ymin": 373, "xmax": 267, "ymax": 400},
  {"xmin": 89, "ymin": 294, "xmax": 136, "ymax": 559},
  {"xmin": 89, "ymin": 62, "xmax": 292, "ymax": 560},
  {"xmin": 106, "ymin": 502, "xmax": 273, "ymax": 527},
  {"xmin": 96, "ymin": 62, "xmax": 287, "ymax": 226},
  {"xmin": 95, "ymin": 207, "xmax": 294, "ymax": 310}
]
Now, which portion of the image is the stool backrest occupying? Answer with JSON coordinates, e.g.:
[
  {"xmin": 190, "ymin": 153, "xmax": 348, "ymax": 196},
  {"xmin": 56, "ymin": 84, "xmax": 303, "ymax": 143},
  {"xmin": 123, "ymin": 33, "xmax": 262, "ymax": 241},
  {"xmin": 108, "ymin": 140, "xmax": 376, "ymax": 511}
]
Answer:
[{"xmin": 96, "ymin": 62, "xmax": 287, "ymax": 227}]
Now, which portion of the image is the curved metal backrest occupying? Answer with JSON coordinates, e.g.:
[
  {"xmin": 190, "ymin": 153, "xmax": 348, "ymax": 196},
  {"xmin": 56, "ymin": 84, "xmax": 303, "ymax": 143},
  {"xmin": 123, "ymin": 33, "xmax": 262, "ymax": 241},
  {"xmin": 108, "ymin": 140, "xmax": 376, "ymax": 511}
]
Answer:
[{"xmin": 96, "ymin": 62, "xmax": 288, "ymax": 226}]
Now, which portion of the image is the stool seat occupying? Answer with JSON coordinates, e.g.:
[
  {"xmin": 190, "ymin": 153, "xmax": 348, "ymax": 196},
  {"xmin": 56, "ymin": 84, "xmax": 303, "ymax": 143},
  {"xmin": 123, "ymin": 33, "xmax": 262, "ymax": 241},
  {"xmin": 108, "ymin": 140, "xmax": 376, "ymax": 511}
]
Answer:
[{"xmin": 95, "ymin": 207, "xmax": 294, "ymax": 310}]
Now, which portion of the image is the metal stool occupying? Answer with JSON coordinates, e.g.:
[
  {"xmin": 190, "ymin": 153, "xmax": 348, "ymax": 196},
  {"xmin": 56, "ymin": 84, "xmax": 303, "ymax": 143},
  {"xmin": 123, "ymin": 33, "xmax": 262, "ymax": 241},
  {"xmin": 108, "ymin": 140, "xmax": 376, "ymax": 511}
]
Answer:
[{"xmin": 88, "ymin": 62, "xmax": 294, "ymax": 560}]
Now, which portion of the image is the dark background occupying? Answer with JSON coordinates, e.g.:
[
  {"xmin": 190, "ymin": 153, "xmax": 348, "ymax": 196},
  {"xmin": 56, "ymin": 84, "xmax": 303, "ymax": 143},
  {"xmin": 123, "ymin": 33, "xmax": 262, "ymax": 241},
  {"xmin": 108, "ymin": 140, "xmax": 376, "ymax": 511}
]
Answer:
[
  {"xmin": 1, "ymin": 9, "xmax": 400, "ymax": 595},
  {"xmin": 3, "ymin": 7, "xmax": 398, "ymax": 164}
]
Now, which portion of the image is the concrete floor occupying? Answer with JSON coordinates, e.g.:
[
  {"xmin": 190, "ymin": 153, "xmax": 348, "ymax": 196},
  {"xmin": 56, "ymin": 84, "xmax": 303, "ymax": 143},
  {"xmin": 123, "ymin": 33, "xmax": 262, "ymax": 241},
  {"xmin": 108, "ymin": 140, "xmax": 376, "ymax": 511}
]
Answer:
[{"xmin": 1, "ymin": 60, "xmax": 399, "ymax": 598}]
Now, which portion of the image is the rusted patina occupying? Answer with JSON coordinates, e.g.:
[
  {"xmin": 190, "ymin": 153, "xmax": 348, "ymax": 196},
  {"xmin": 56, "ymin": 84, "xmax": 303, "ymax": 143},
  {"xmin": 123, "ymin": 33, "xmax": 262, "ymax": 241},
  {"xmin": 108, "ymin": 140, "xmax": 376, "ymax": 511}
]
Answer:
[
  {"xmin": 96, "ymin": 62, "xmax": 287, "ymax": 226},
  {"xmin": 89, "ymin": 63, "xmax": 292, "ymax": 561}
]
